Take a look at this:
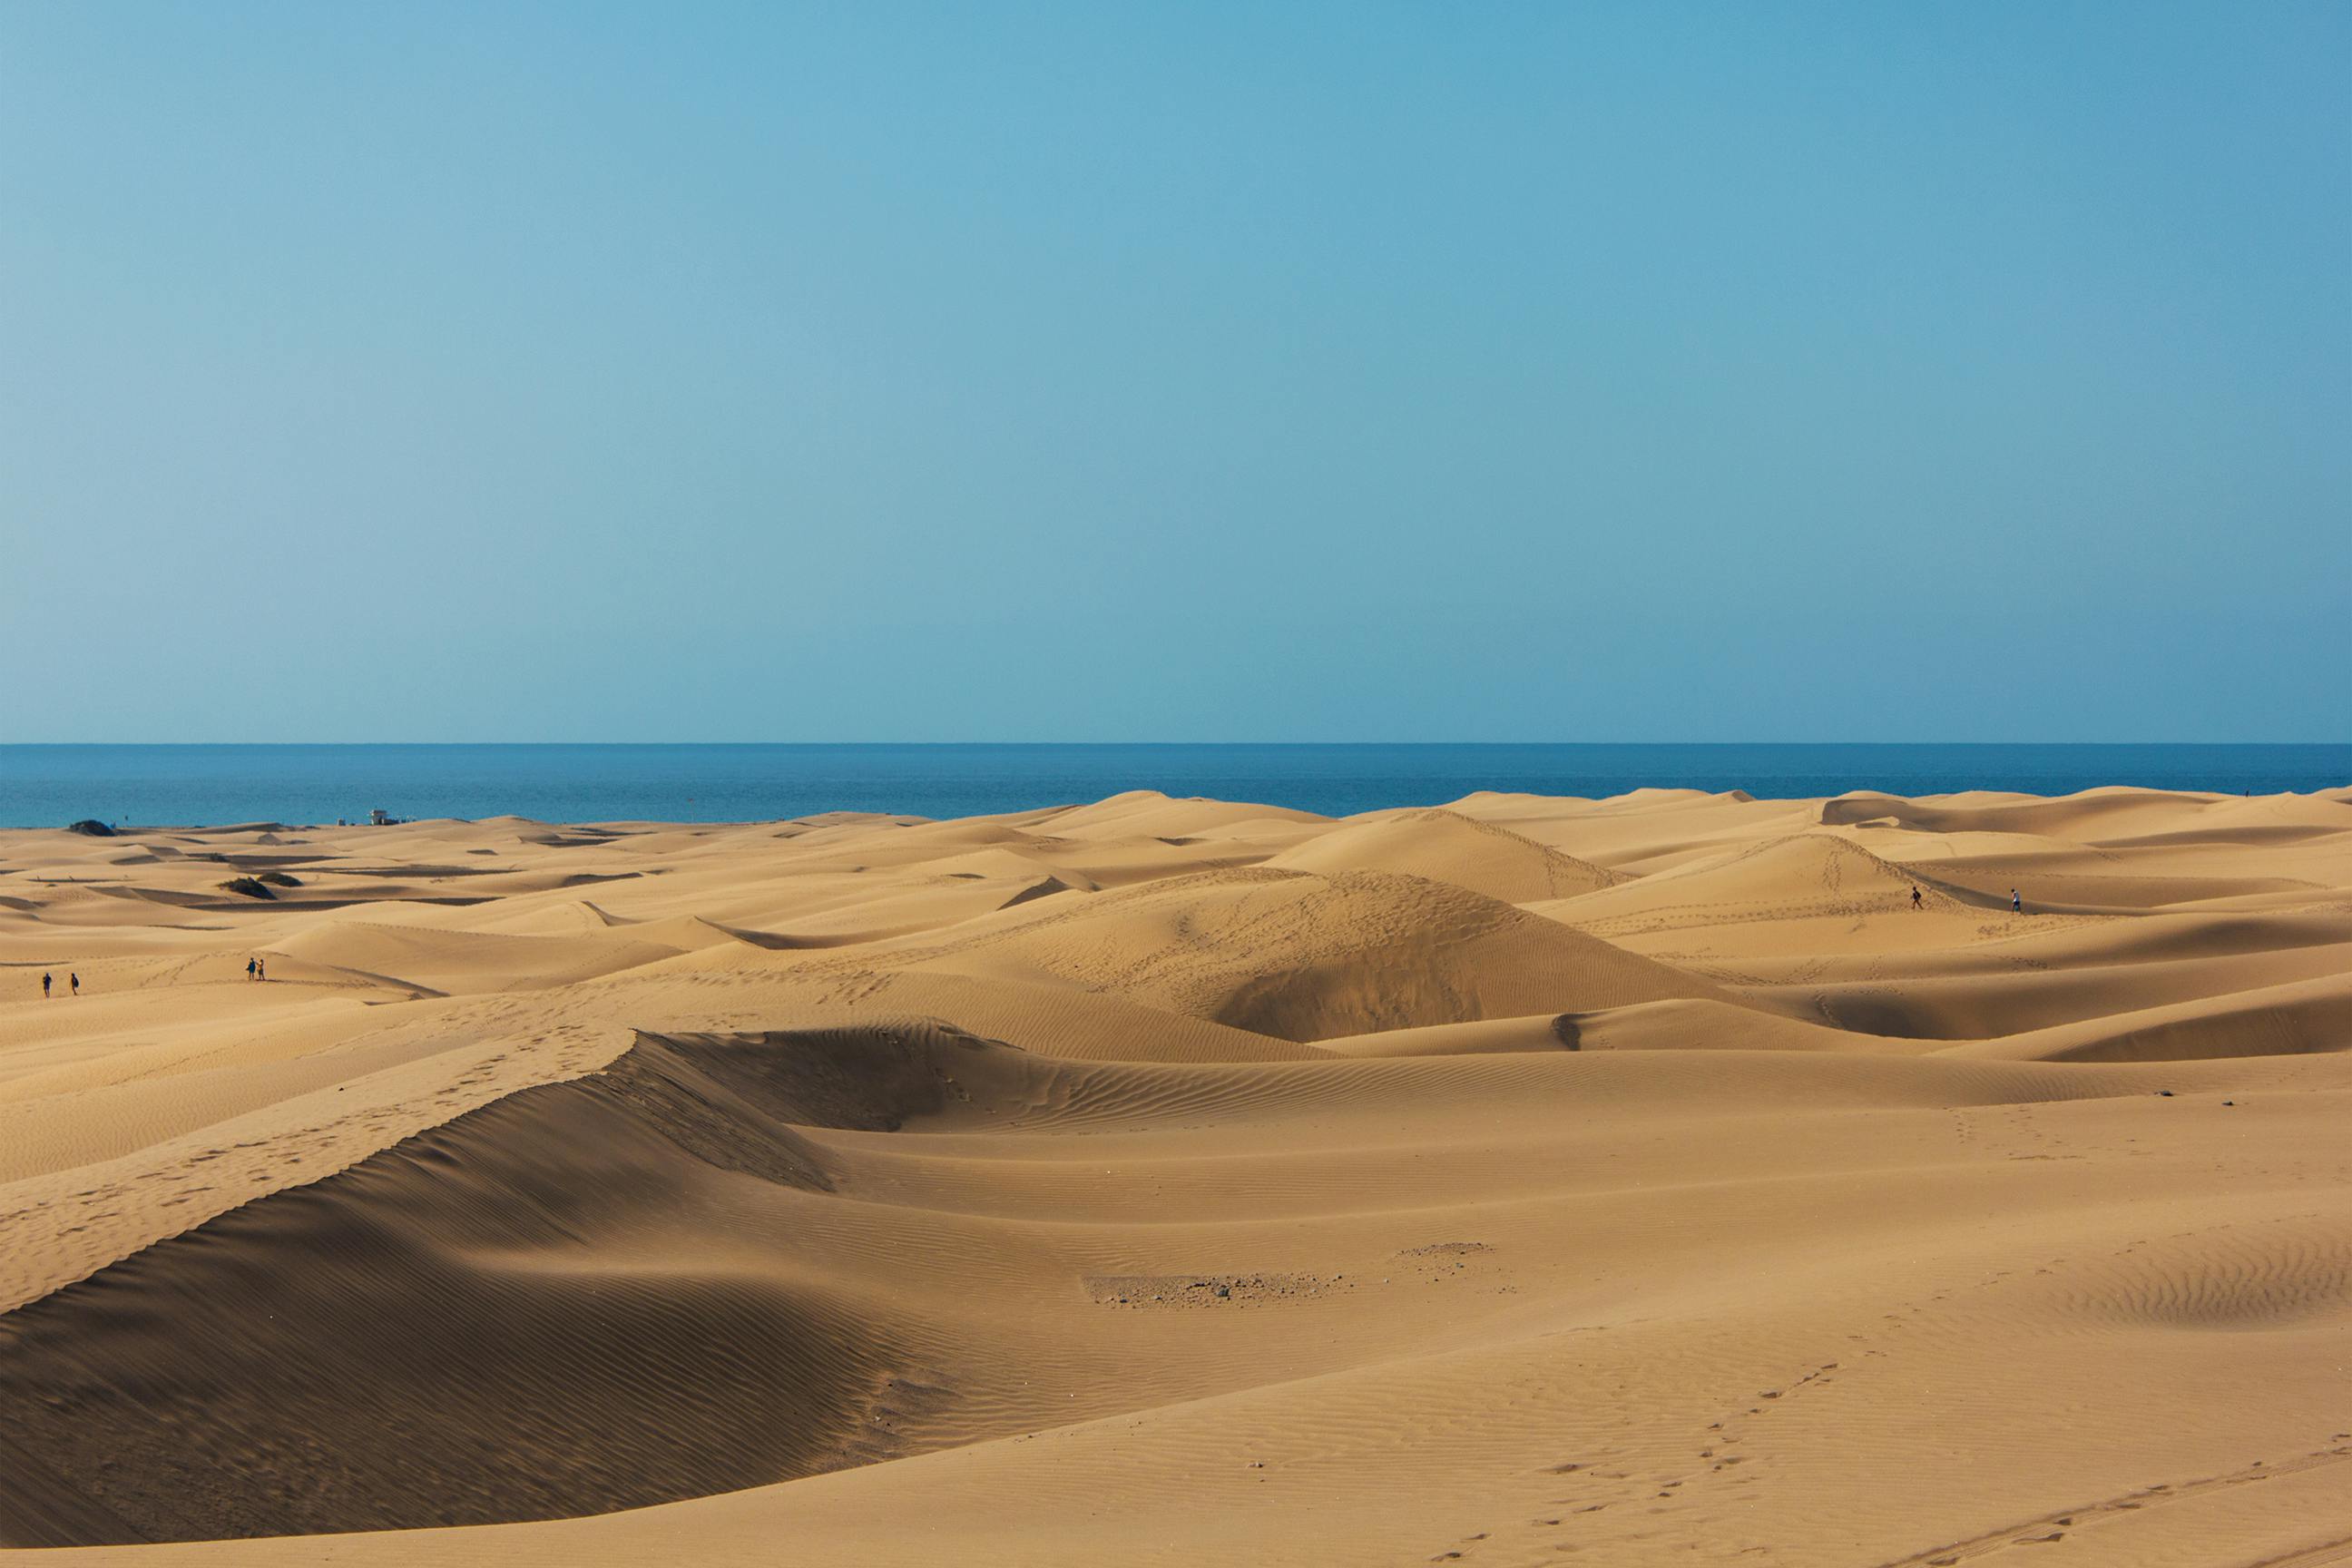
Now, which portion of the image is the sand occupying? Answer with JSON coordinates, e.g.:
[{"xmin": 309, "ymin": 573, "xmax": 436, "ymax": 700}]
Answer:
[{"xmin": 2, "ymin": 785, "xmax": 2348, "ymax": 1565}]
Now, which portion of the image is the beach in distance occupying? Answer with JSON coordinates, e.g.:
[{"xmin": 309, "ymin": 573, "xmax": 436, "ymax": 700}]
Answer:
[{"xmin": 4, "ymin": 779, "xmax": 2351, "ymax": 1564}]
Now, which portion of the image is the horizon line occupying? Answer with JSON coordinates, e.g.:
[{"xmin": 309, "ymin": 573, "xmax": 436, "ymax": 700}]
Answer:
[{"xmin": 4, "ymin": 740, "xmax": 2347, "ymax": 751}]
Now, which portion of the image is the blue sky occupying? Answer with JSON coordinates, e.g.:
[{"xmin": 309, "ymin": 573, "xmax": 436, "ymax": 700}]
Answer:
[{"xmin": 3, "ymin": 2, "xmax": 2345, "ymax": 741}]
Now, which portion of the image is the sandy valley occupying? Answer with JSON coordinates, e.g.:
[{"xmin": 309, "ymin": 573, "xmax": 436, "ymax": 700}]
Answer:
[{"xmin": 2, "ymin": 785, "xmax": 2349, "ymax": 1565}]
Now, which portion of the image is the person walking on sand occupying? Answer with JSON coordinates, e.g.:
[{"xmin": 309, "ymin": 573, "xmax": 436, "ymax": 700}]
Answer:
[
  {"xmin": 2011, "ymin": 888, "xmax": 2023, "ymax": 915},
  {"xmin": 41, "ymin": 972, "xmax": 51, "ymax": 998},
  {"xmin": 1910, "ymin": 884, "xmax": 1923, "ymax": 911},
  {"xmin": 70, "ymin": 973, "xmax": 80, "ymax": 996},
  {"xmin": 256, "ymin": 956, "xmax": 266, "ymax": 982},
  {"xmin": 246, "ymin": 957, "xmax": 257, "ymax": 982}
]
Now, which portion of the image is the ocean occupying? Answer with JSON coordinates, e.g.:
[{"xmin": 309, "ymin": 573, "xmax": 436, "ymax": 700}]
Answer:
[{"xmin": 2, "ymin": 744, "xmax": 2346, "ymax": 831}]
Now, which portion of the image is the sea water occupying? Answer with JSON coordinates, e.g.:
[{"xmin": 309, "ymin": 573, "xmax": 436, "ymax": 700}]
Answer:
[{"xmin": 2, "ymin": 744, "xmax": 2345, "ymax": 830}]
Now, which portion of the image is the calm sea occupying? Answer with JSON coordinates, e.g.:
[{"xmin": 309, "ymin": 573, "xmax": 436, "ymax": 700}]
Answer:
[{"xmin": 1, "ymin": 744, "xmax": 2345, "ymax": 830}]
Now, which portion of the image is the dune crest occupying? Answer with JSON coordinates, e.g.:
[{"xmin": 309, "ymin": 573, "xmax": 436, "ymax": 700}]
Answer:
[{"xmin": 1268, "ymin": 808, "xmax": 1623, "ymax": 901}]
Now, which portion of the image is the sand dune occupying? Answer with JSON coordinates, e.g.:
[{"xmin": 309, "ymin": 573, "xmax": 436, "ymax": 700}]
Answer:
[
  {"xmin": 1269, "ymin": 807, "xmax": 1622, "ymax": 901},
  {"xmin": 2, "ymin": 786, "xmax": 2349, "ymax": 1565},
  {"xmin": 0, "ymin": 1024, "xmax": 1032, "ymax": 1544},
  {"xmin": 265, "ymin": 921, "xmax": 689, "ymax": 995},
  {"xmin": 1944, "ymin": 970, "xmax": 2352, "ymax": 1063},
  {"xmin": 851, "ymin": 866, "xmax": 1727, "ymax": 1041}
]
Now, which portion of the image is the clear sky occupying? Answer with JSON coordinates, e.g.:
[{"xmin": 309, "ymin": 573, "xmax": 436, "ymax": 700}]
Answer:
[{"xmin": 3, "ymin": 2, "xmax": 2346, "ymax": 742}]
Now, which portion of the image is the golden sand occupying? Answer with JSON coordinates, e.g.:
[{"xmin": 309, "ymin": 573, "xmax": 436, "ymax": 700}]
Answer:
[{"xmin": 4, "ymin": 787, "xmax": 2349, "ymax": 1563}]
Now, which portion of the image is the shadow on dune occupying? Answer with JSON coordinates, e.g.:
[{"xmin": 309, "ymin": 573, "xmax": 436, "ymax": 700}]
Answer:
[{"xmin": 0, "ymin": 1024, "xmax": 1034, "ymax": 1547}]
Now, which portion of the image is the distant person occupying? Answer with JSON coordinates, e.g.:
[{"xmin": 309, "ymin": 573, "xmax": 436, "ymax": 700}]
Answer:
[
  {"xmin": 1910, "ymin": 884, "xmax": 1923, "ymax": 911},
  {"xmin": 246, "ymin": 957, "xmax": 258, "ymax": 982},
  {"xmin": 70, "ymin": 973, "xmax": 80, "ymax": 996},
  {"xmin": 2011, "ymin": 888, "xmax": 2023, "ymax": 915},
  {"xmin": 256, "ymin": 957, "xmax": 267, "ymax": 982},
  {"xmin": 41, "ymin": 972, "xmax": 51, "ymax": 998}
]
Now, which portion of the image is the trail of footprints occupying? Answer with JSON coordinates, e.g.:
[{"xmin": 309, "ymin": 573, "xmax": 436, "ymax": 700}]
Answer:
[
  {"xmin": 1869, "ymin": 1438, "xmax": 2352, "ymax": 1567},
  {"xmin": 1419, "ymin": 1357, "xmax": 1853, "ymax": 1563},
  {"xmin": 1421, "ymin": 1419, "xmax": 2352, "ymax": 1566}
]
